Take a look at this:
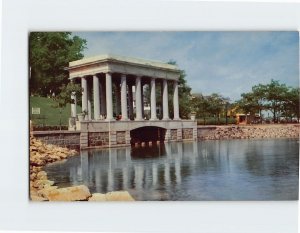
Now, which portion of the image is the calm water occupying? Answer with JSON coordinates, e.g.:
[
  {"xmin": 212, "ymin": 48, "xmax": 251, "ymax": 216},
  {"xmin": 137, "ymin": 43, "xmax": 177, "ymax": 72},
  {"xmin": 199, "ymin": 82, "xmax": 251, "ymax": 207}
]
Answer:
[{"xmin": 45, "ymin": 138, "xmax": 299, "ymax": 201}]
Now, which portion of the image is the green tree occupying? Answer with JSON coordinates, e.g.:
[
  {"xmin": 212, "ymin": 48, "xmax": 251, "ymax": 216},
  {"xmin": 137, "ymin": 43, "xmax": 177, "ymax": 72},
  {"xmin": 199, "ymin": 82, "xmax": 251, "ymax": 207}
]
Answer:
[
  {"xmin": 251, "ymin": 83, "xmax": 267, "ymax": 117},
  {"xmin": 236, "ymin": 79, "xmax": 298, "ymax": 123},
  {"xmin": 53, "ymin": 82, "xmax": 82, "ymax": 130},
  {"xmin": 237, "ymin": 92, "xmax": 261, "ymax": 116},
  {"xmin": 264, "ymin": 79, "xmax": 289, "ymax": 122},
  {"xmin": 29, "ymin": 32, "xmax": 87, "ymax": 96},
  {"xmin": 206, "ymin": 93, "xmax": 227, "ymax": 123},
  {"xmin": 191, "ymin": 93, "xmax": 210, "ymax": 124},
  {"xmin": 281, "ymin": 87, "xmax": 300, "ymax": 122},
  {"xmin": 54, "ymin": 82, "xmax": 82, "ymax": 108}
]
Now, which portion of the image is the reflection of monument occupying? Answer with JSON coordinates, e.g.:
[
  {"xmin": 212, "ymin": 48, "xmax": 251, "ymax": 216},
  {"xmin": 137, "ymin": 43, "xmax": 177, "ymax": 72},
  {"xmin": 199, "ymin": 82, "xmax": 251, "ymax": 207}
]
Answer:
[
  {"xmin": 74, "ymin": 142, "xmax": 204, "ymax": 197},
  {"xmin": 67, "ymin": 54, "xmax": 197, "ymax": 149}
]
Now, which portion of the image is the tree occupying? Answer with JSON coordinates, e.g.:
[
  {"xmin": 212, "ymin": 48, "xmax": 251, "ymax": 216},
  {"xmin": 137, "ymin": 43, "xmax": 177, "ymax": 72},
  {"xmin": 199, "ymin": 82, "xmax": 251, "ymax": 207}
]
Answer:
[
  {"xmin": 236, "ymin": 92, "xmax": 261, "ymax": 116},
  {"xmin": 191, "ymin": 93, "xmax": 210, "ymax": 123},
  {"xmin": 236, "ymin": 79, "xmax": 298, "ymax": 123},
  {"xmin": 251, "ymin": 83, "xmax": 267, "ymax": 117},
  {"xmin": 206, "ymin": 93, "xmax": 227, "ymax": 123},
  {"xmin": 53, "ymin": 82, "xmax": 82, "ymax": 130},
  {"xmin": 54, "ymin": 82, "xmax": 82, "ymax": 109},
  {"xmin": 29, "ymin": 32, "xmax": 87, "ymax": 96},
  {"xmin": 264, "ymin": 79, "xmax": 289, "ymax": 122},
  {"xmin": 281, "ymin": 87, "xmax": 300, "ymax": 122}
]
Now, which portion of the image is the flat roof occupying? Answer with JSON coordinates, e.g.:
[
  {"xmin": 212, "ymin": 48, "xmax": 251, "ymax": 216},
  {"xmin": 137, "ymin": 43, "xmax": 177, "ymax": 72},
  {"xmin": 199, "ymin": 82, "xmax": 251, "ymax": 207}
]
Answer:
[{"xmin": 69, "ymin": 54, "xmax": 180, "ymax": 71}]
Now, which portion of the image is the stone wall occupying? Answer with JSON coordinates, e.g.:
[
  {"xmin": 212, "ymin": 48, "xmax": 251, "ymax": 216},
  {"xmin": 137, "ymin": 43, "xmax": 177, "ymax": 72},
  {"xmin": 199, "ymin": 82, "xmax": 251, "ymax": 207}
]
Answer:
[
  {"xmin": 88, "ymin": 132, "xmax": 109, "ymax": 147},
  {"xmin": 170, "ymin": 129, "xmax": 177, "ymax": 140},
  {"xmin": 116, "ymin": 131, "xmax": 126, "ymax": 144},
  {"xmin": 198, "ymin": 124, "xmax": 299, "ymax": 140},
  {"xmin": 182, "ymin": 128, "xmax": 193, "ymax": 140},
  {"xmin": 32, "ymin": 131, "xmax": 80, "ymax": 149},
  {"xmin": 197, "ymin": 126, "xmax": 217, "ymax": 139}
]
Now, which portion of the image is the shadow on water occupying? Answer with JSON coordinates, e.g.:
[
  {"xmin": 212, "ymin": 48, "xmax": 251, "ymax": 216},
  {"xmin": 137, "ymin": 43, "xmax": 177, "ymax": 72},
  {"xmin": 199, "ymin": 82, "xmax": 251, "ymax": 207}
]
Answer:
[{"xmin": 44, "ymin": 138, "xmax": 299, "ymax": 201}]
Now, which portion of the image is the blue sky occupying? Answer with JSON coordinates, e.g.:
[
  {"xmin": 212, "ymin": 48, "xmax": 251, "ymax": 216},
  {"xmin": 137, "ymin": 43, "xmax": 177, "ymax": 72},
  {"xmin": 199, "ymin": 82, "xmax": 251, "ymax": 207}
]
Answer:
[{"xmin": 73, "ymin": 32, "xmax": 299, "ymax": 101}]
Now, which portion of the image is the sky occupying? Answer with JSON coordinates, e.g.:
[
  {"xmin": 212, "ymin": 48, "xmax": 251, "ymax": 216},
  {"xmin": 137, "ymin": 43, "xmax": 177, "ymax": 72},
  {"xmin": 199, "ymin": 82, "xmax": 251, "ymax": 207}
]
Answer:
[{"xmin": 73, "ymin": 31, "xmax": 299, "ymax": 101}]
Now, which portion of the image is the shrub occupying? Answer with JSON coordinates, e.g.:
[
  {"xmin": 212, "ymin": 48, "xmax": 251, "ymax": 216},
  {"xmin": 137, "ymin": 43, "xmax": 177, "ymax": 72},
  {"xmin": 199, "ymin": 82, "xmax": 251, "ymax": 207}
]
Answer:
[
  {"xmin": 197, "ymin": 117, "xmax": 237, "ymax": 125},
  {"xmin": 32, "ymin": 125, "xmax": 68, "ymax": 131}
]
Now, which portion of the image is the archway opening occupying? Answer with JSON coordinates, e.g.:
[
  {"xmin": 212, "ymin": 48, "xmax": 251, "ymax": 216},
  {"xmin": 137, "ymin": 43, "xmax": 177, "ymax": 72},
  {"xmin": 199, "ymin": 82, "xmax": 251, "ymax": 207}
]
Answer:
[{"xmin": 130, "ymin": 126, "xmax": 166, "ymax": 144}]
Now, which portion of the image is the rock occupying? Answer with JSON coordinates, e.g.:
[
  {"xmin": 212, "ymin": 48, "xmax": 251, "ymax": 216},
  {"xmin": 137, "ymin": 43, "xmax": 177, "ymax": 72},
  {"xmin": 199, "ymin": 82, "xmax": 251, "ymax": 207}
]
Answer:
[
  {"xmin": 31, "ymin": 195, "xmax": 48, "ymax": 201},
  {"xmin": 37, "ymin": 171, "xmax": 47, "ymax": 180},
  {"xmin": 30, "ymin": 173, "xmax": 37, "ymax": 181},
  {"xmin": 37, "ymin": 186, "xmax": 58, "ymax": 197},
  {"xmin": 105, "ymin": 191, "xmax": 135, "ymax": 201},
  {"xmin": 43, "ymin": 185, "xmax": 91, "ymax": 201},
  {"xmin": 33, "ymin": 179, "xmax": 54, "ymax": 189},
  {"xmin": 88, "ymin": 193, "xmax": 107, "ymax": 201}
]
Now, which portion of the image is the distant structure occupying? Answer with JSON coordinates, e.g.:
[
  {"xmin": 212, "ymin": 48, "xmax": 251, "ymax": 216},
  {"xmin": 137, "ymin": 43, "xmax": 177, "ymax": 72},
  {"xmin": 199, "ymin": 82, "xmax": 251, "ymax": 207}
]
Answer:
[{"xmin": 67, "ymin": 54, "xmax": 197, "ymax": 149}]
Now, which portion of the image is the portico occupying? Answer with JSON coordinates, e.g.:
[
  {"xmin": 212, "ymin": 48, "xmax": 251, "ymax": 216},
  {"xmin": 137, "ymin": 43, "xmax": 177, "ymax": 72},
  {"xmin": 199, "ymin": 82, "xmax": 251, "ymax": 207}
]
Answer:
[
  {"xmin": 68, "ymin": 54, "xmax": 180, "ymax": 122},
  {"xmin": 67, "ymin": 54, "xmax": 197, "ymax": 149}
]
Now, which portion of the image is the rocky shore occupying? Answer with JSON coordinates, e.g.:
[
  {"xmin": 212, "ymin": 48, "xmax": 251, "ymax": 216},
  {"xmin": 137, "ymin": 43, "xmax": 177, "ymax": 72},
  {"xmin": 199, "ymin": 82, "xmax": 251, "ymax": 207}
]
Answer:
[
  {"xmin": 30, "ymin": 136, "xmax": 134, "ymax": 201},
  {"xmin": 199, "ymin": 124, "xmax": 300, "ymax": 140}
]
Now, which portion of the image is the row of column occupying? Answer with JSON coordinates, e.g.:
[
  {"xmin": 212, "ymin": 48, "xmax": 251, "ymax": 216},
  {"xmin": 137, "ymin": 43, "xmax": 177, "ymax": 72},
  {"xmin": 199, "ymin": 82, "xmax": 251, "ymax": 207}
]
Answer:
[
  {"xmin": 78, "ymin": 141, "xmax": 200, "ymax": 193},
  {"xmin": 72, "ymin": 73, "xmax": 180, "ymax": 121}
]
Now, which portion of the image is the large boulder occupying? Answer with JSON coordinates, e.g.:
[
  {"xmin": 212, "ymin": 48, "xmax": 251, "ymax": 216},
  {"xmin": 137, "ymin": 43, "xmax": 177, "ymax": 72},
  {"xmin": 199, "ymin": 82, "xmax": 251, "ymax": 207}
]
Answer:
[
  {"xmin": 88, "ymin": 193, "xmax": 107, "ymax": 201},
  {"xmin": 105, "ymin": 191, "xmax": 135, "ymax": 201},
  {"xmin": 41, "ymin": 185, "xmax": 91, "ymax": 201}
]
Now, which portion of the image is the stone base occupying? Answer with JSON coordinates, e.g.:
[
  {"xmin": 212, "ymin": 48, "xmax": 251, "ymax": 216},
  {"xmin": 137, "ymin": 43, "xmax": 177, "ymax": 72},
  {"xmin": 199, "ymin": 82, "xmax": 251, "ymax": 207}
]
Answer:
[{"xmin": 76, "ymin": 119, "xmax": 197, "ymax": 149}]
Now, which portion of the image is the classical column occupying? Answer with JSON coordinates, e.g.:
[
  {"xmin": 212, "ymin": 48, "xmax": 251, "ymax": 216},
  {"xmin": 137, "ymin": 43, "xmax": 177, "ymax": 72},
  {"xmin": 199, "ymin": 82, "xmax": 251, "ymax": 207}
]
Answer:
[
  {"xmin": 100, "ymin": 79, "xmax": 106, "ymax": 117},
  {"xmin": 150, "ymin": 78, "xmax": 157, "ymax": 120},
  {"xmin": 87, "ymin": 81, "xmax": 92, "ymax": 120},
  {"xmin": 115, "ymin": 80, "xmax": 121, "ymax": 116},
  {"xmin": 71, "ymin": 91, "xmax": 77, "ymax": 117},
  {"xmin": 93, "ymin": 74, "xmax": 100, "ymax": 120},
  {"xmin": 128, "ymin": 84, "xmax": 133, "ymax": 120},
  {"xmin": 162, "ymin": 79, "xmax": 169, "ymax": 120},
  {"xmin": 135, "ymin": 76, "xmax": 143, "ymax": 120},
  {"xmin": 173, "ymin": 80, "xmax": 180, "ymax": 120},
  {"xmin": 81, "ymin": 77, "xmax": 88, "ymax": 119},
  {"xmin": 70, "ymin": 79, "xmax": 77, "ymax": 118},
  {"xmin": 160, "ymin": 81, "xmax": 164, "ymax": 119},
  {"xmin": 120, "ymin": 74, "xmax": 128, "ymax": 120},
  {"xmin": 141, "ymin": 83, "xmax": 144, "ymax": 119},
  {"xmin": 105, "ymin": 72, "xmax": 114, "ymax": 121}
]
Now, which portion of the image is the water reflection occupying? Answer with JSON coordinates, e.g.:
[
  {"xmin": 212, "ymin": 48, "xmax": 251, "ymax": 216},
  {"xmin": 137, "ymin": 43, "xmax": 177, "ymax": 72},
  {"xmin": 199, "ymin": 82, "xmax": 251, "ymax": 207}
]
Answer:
[{"xmin": 45, "ymin": 138, "xmax": 299, "ymax": 201}]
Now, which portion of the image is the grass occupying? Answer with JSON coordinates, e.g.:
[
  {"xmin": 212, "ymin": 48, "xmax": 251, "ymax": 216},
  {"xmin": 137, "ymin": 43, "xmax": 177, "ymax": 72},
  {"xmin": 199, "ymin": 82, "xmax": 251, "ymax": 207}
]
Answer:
[{"xmin": 29, "ymin": 96, "xmax": 82, "ymax": 126}]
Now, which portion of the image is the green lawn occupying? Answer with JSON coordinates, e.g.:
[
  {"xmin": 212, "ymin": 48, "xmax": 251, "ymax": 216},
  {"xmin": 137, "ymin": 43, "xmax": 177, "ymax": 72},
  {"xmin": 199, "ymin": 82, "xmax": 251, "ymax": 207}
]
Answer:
[{"xmin": 30, "ymin": 96, "xmax": 82, "ymax": 126}]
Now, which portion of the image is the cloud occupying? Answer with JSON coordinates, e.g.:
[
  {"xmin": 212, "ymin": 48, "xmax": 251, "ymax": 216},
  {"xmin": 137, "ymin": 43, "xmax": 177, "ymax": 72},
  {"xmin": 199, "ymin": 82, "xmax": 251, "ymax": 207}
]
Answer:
[{"xmin": 73, "ymin": 31, "xmax": 299, "ymax": 101}]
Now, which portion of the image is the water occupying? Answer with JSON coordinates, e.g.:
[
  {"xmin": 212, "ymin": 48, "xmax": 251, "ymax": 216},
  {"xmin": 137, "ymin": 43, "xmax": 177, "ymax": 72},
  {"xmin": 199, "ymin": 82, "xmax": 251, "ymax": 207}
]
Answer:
[{"xmin": 45, "ymin": 138, "xmax": 299, "ymax": 201}]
